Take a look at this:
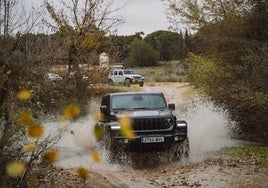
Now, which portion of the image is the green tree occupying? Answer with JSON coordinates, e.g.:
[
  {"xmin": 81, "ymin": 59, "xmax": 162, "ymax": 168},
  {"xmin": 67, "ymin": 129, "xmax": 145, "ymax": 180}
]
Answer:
[
  {"xmin": 144, "ymin": 30, "xmax": 183, "ymax": 60},
  {"xmin": 107, "ymin": 32, "xmax": 144, "ymax": 63},
  {"xmin": 128, "ymin": 39, "xmax": 159, "ymax": 67}
]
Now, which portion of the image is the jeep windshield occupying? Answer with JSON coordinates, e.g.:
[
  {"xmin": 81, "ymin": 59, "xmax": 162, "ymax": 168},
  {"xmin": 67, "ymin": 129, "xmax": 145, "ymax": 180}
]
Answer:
[{"xmin": 111, "ymin": 93, "xmax": 167, "ymax": 110}]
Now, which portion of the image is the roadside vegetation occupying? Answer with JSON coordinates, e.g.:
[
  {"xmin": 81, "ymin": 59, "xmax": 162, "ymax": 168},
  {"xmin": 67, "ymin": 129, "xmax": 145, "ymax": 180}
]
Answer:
[
  {"xmin": 134, "ymin": 60, "xmax": 187, "ymax": 83},
  {"xmin": 165, "ymin": 0, "xmax": 268, "ymax": 142},
  {"xmin": 222, "ymin": 146, "xmax": 268, "ymax": 165}
]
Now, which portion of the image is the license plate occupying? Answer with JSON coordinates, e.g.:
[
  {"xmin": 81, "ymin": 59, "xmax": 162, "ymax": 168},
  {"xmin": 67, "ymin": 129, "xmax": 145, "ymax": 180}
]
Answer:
[{"xmin": 141, "ymin": 137, "xmax": 164, "ymax": 143}]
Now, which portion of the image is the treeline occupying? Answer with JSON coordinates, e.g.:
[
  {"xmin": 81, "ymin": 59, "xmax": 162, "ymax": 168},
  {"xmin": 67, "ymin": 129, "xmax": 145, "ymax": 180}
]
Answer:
[
  {"xmin": 0, "ymin": 29, "xmax": 195, "ymax": 66},
  {"xmin": 110, "ymin": 30, "xmax": 195, "ymax": 66}
]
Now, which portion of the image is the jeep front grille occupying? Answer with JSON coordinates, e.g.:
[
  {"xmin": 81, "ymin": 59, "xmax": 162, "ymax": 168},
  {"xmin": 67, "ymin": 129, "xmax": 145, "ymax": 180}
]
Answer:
[{"xmin": 132, "ymin": 118, "xmax": 173, "ymax": 131}]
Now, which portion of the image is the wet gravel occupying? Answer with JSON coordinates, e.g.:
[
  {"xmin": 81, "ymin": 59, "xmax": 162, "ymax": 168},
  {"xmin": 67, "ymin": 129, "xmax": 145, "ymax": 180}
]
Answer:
[{"xmin": 31, "ymin": 157, "xmax": 268, "ymax": 188}]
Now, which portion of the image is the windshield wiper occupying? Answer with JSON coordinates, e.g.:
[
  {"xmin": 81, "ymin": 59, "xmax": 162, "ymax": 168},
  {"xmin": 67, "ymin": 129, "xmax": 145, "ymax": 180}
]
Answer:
[
  {"xmin": 113, "ymin": 108, "xmax": 131, "ymax": 110},
  {"xmin": 131, "ymin": 107, "xmax": 153, "ymax": 110}
]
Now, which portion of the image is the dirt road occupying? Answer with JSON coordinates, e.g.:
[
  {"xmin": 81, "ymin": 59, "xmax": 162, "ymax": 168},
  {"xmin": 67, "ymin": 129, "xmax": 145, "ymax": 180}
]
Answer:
[{"xmin": 42, "ymin": 82, "xmax": 268, "ymax": 188}]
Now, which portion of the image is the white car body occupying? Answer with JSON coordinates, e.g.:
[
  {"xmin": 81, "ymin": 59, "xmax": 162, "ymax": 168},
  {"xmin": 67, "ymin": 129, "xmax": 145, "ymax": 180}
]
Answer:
[{"xmin": 108, "ymin": 69, "xmax": 144, "ymax": 87}]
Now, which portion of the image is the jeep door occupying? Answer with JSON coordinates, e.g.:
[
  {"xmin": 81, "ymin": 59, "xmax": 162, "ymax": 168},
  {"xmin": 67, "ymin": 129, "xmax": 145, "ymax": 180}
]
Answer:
[{"xmin": 115, "ymin": 70, "xmax": 125, "ymax": 83}]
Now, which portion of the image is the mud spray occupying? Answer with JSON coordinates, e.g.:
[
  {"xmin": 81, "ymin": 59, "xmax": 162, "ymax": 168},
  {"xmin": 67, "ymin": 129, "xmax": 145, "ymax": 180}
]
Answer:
[
  {"xmin": 43, "ymin": 97, "xmax": 237, "ymax": 170},
  {"xmin": 43, "ymin": 100, "xmax": 108, "ymax": 170},
  {"xmin": 178, "ymin": 100, "xmax": 237, "ymax": 162}
]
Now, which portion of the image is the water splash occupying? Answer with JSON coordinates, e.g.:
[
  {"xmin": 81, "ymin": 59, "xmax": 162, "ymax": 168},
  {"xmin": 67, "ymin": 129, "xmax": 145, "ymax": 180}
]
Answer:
[
  {"xmin": 43, "ymin": 100, "xmax": 121, "ymax": 170},
  {"xmin": 179, "ymin": 100, "xmax": 237, "ymax": 162}
]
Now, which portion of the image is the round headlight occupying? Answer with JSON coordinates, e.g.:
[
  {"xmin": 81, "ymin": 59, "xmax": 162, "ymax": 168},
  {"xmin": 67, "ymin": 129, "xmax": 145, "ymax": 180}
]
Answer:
[{"xmin": 164, "ymin": 117, "xmax": 174, "ymax": 127}]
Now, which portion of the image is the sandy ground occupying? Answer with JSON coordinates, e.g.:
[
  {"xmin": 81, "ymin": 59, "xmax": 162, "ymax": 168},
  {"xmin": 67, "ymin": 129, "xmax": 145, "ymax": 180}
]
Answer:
[{"xmin": 35, "ymin": 82, "xmax": 268, "ymax": 188}]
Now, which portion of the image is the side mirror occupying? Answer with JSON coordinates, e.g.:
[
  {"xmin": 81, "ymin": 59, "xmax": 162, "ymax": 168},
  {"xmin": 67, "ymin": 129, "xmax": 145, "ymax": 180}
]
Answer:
[{"xmin": 168, "ymin": 103, "xmax": 175, "ymax": 111}]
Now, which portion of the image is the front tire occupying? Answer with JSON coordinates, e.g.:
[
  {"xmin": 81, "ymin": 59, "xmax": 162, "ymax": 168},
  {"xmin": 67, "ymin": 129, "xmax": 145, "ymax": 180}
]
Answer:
[
  {"xmin": 125, "ymin": 79, "xmax": 131, "ymax": 87},
  {"xmin": 172, "ymin": 138, "xmax": 190, "ymax": 162},
  {"xmin": 108, "ymin": 79, "xmax": 113, "ymax": 86},
  {"xmin": 104, "ymin": 133, "xmax": 119, "ymax": 162}
]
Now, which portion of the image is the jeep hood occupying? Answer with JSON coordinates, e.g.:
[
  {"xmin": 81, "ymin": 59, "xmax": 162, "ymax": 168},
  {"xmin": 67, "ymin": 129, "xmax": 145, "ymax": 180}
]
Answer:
[
  {"xmin": 129, "ymin": 74, "xmax": 142, "ymax": 77},
  {"xmin": 114, "ymin": 109, "xmax": 172, "ymax": 118}
]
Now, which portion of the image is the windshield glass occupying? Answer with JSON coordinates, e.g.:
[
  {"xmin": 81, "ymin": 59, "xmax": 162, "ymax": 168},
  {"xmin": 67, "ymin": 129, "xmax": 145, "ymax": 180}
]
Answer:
[
  {"xmin": 123, "ymin": 70, "xmax": 134, "ymax": 74},
  {"xmin": 111, "ymin": 94, "xmax": 167, "ymax": 110}
]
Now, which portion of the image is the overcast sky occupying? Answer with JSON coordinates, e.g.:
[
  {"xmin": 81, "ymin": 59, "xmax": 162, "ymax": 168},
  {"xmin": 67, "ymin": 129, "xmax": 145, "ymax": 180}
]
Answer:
[
  {"xmin": 113, "ymin": 0, "xmax": 170, "ymax": 36},
  {"xmin": 24, "ymin": 0, "xmax": 171, "ymax": 36}
]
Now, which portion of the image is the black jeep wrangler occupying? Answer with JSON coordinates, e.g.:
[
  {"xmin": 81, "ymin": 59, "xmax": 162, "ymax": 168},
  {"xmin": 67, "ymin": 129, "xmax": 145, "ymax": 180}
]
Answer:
[{"xmin": 95, "ymin": 92, "xmax": 189, "ymax": 161}]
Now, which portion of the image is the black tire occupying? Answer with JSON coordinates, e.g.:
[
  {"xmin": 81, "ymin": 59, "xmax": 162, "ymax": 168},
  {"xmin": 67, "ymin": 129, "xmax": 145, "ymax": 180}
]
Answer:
[
  {"xmin": 125, "ymin": 79, "xmax": 131, "ymax": 87},
  {"xmin": 104, "ymin": 133, "xmax": 118, "ymax": 162},
  {"xmin": 172, "ymin": 138, "xmax": 190, "ymax": 162},
  {"xmin": 139, "ymin": 81, "xmax": 144, "ymax": 87},
  {"xmin": 108, "ymin": 79, "xmax": 113, "ymax": 86}
]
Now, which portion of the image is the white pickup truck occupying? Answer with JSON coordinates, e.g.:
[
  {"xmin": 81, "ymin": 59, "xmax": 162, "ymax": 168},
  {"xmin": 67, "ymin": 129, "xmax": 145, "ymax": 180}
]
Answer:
[{"xmin": 108, "ymin": 69, "xmax": 145, "ymax": 87}]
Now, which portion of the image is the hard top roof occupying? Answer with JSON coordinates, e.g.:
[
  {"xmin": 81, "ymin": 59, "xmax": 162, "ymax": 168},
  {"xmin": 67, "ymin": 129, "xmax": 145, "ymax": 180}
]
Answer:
[{"xmin": 104, "ymin": 91, "xmax": 164, "ymax": 97}]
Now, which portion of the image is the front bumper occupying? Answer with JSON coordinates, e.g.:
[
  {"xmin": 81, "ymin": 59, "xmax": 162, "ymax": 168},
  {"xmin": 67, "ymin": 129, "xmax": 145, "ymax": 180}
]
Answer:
[
  {"xmin": 111, "ymin": 132, "xmax": 187, "ymax": 152},
  {"xmin": 130, "ymin": 78, "xmax": 144, "ymax": 84}
]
